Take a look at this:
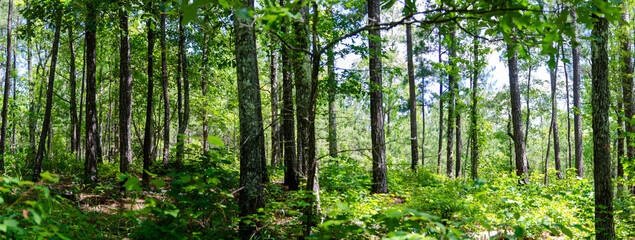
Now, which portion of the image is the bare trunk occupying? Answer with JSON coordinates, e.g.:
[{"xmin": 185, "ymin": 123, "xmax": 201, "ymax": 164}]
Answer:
[
  {"xmin": 280, "ymin": 0, "xmax": 298, "ymax": 190},
  {"xmin": 142, "ymin": 0, "xmax": 155, "ymax": 184},
  {"xmin": 368, "ymin": 0, "xmax": 387, "ymax": 193},
  {"xmin": 119, "ymin": 4, "xmax": 133, "ymax": 174},
  {"xmin": 436, "ymin": 31, "xmax": 444, "ymax": 174},
  {"xmin": 550, "ymin": 51, "xmax": 562, "ymax": 180},
  {"xmin": 407, "ymin": 22, "xmax": 418, "ymax": 170},
  {"xmin": 470, "ymin": 35, "xmax": 479, "ymax": 180},
  {"xmin": 84, "ymin": 3, "xmax": 100, "ymax": 181},
  {"xmin": 571, "ymin": 8, "xmax": 583, "ymax": 178},
  {"xmin": 446, "ymin": 28, "xmax": 456, "ymax": 179},
  {"xmin": 507, "ymin": 43, "xmax": 528, "ymax": 183},
  {"xmin": 161, "ymin": 3, "xmax": 170, "ymax": 167},
  {"xmin": 0, "ymin": 0, "xmax": 13, "ymax": 172},
  {"xmin": 269, "ymin": 37, "xmax": 281, "ymax": 165}
]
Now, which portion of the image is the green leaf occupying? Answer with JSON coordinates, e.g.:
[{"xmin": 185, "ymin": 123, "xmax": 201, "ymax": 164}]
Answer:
[
  {"xmin": 0, "ymin": 219, "xmax": 18, "ymax": 232},
  {"xmin": 164, "ymin": 209, "xmax": 180, "ymax": 217},
  {"xmin": 150, "ymin": 179, "xmax": 166, "ymax": 188},
  {"xmin": 40, "ymin": 171, "xmax": 60, "ymax": 182},
  {"xmin": 555, "ymin": 224, "xmax": 573, "ymax": 238},
  {"xmin": 382, "ymin": 0, "xmax": 396, "ymax": 10},
  {"xmin": 208, "ymin": 136, "xmax": 225, "ymax": 147},
  {"xmin": 29, "ymin": 209, "xmax": 42, "ymax": 225},
  {"xmin": 123, "ymin": 177, "xmax": 142, "ymax": 192}
]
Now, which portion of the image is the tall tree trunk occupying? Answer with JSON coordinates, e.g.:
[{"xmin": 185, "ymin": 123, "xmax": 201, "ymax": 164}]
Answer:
[
  {"xmin": 161, "ymin": 2, "xmax": 170, "ymax": 167},
  {"xmin": 591, "ymin": 10, "xmax": 615, "ymax": 239},
  {"xmin": 280, "ymin": 0, "xmax": 298, "ymax": 190},
  {"xmin": 269, "ymin": 37, "xmax": 281, "ymax": 165},
  {"xmin": 407, "ymin": 22, "xmax": 419, "ymax": 170},
  {"xmin": 470, "ymin": 35, "xmax": 479, "ymax": 180},
  {"xmin": 455, "ymin": 112, "xmax": 461, "ymax": 178},
  {"xmin": 69, "ymin": 24, "xmax": 79, "ymax": 154},
  {"xmin": 293, "ymin": 5, "xmax": 310, "ymax": 177},
  {"xmin": 436, "ymin": 31, "xmax": 444, "ymax": 174},
  {"xmin": 202, "ymin": 13, "xmax": 209, "ymax": 152},
  {"xmin": 446, "ymin": 27, "xmax": 456, "ymax": 179},
  {"xmin": 617, "ymin": 101, "xmax": 625, "ymax": 182},
  {"xmin": 327, "ymin": 43, "xmax": 338, "ymax": 158},
  {"xmin": 421, "ymin": 77, "xmax": 426, "ymax": 167},
  {"xmin": 368, "ymin": 0, "xmax": 387, "ymax": 193},
  {"xmin": 543, "ymin": 120, "xmax": 553, "ymax": 185},
  {"xmin": 549, "ymin": 51, "xmax": 562, "ymax": 180},
  {"xmin": 571, "ymin": 8, "xmax": 583, "ymax": 178},
  {"xmin": 142, "ymin": 0, "xmax": 155, "ymax": 185},
  {"xmin": 525, "ymin": 66, "xmax": 531, "ymax": 144},
  {"xmin": 119, "ymin": 3, "xmax": 133, "ymax": 174},
  {"xmin": 561, "ymin": 45, "xmax": 572, "ymax": 169},
  {"xmin": 620, "ymin": 8, "xmax": 634, "ymax": 187},
  {"xmin": 33, "ymin": 8, "xmax": 62, "ymax": 179},
  {"xmin": 0, "ymin": 0, "xmax": 13, "ymax": 172},
  {"xmin": 176, "ymin": 14, "xmax": 189, "ymax": 167},
  {"xmin": 234, "ymin": 0, "xmax": 265, "ymax": 237},
  {"xmin": 507, "ymin": 43, "xmax": 528, "ymax": 183},
  {"xmin": 84, "ymin": 2, "xmax": 99, "ymax": 182}
]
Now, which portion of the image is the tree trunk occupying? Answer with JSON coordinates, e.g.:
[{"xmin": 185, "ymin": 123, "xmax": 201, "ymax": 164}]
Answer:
[
  {"xmin": 455, "ymin": 112, "xmax": 461, "ymax": 178},
  {"xmin": 0, "ymin": 0, "xmax": 13, "ymax": 172},
  {"xmin": 280, "ymin": 0, "xmax": 298, "ymax": 190},
  {"xmin": 33, "ymin": 8, "xmax": 62, "ymax": 179},
  {"xmin": 142, "ymin": 0, "xmax": 155, "ymax": 185},
  {"xmin": 161, "ymin": 2, "xmax": 170, "ymax": 167},
  {"xmin": 269, "ymin": 37, "xmax": 281, "ymax": 165},
  {"xmin": 436, "ymin": 31, "xmax": 444, "ymax": 175},
  {"xmin": 507, "ymin": 43, "xmax": 528, "ymax": 183},
  {"xmin": 446, "ymin": 27, "xmax": 456, "ymax": 179},
  {"xmin": 617, "ymin": 101, "xmax": 624, "ymax": 182},
  {"xmin": 421, "ymin": 77, "xmax": 426, "ymax": 167},
  {"xmin": 549, "ymin": 52, "xmax": 562, "ymax": 180},
  {"xmin": 293, "ymin": 5, "xmax": 311, "ymax": 177},
  {"xmin": 525, "ymin": 66, "xmax": 531, "ymax": 144},
  {"xmin": 327, "ymin": 42, "xmax": 338, "ymax": 158},
  {"xmin": 561, "ymin": 45, "xmax": 572, "ymax": 170},
  {"xmin": 571, "ymin": 8, "xmax": 583, "ymax": 178},
  {"xmin": 470, "ymin": 35, "xmax": 479, "ymax": 180},
  {"xmin": 591, "ymin": 11, "xmax": 615, "ymax": 239},
  {"xmin": 84, "ymin": 2, "xmax": 100, "ymax": 182},
  {"xmin": 176, "ymin": 14, "xmax": 190, "ymax": 167},
  {"xmin": 119, "ymin": 4, "xmax": 133, "ymax": 174},
  {"xmin": 234, "ymin": 0, "xmax": 265, "ymax": 237},
  {"xmin": 69, "ymin": 24, "xmax": 79, "ymax": 154},
  {"xmin": 620, "ymin": 8, "xmax": 634, "ymax": 188},
  {"xmin": 368, "ymin": 0, "xmax": 387, "ymax": 193},
  {"xmin": 202, "ymin": 13, "xmax": 209, "ymax": 152},
  {"xmin": 407, "ymin": 22, "xmax": 419, "ymax": 170},
  {"xmin": 543, "ymin": 119, "xmax": 553, "ymax": 185}
]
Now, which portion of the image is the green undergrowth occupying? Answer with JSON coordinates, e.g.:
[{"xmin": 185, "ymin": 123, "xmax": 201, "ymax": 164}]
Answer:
[{"xmin": 1, "ymin": 151, "xmax": 634, "ymax": 239}]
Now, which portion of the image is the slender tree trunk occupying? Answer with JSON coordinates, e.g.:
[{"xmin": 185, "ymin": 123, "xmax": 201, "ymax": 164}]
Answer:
[
  {"xmin": 69, "ymin": 24, "xmax": 79, "ymax": 154},
  {"xmin": 446, "ymin": 27, "xmax": 456, "ymax": 179},
  {"xmin": 543, "ymin": 120, "xmax": 553, "ymax": 185},
  {"xmin": 0, "ymin": 0, "xmax": 13, "ymax": 172},
  {"xmin": 84, "ymin": 2, "xmax": 99, "ymax": 182},
  {"xmin": 234, "ymin": 0, "xmax": 265, "ymax": 237},
  {"xmin": 571, "ymin": 8, "xmax": 583, "ymax": 178},
  {"xmin": 33, "ymin": 8, "xmax": 62, "ymax": 179},
  {"xmin": 550, "ymin": 51, "xmax": 562, "ymax": 180},
  {"xmin": 327, "ymin": 43, "xmax": 338, "ymax": 158},
  {"xmin": 161, "ymin": 3, "xmax": 170, "ymax": 167},
  {"xmin": 525, "ymin": 66, "xmax": 531, "ymax": 144},
  {"xmin": 455, "ymin": 112, "xmax": 462, "ymax": 178},
  {"xmin": 280, "ymin": 0, "xmax": 298, "ymax": 190},
  {"xmin": 561, "ymin": 45, "xmax": 572, "ymax": 170},
  {"xmin": 269, "ymin": 37, "xmax": 281, "ymax": 165},
  {"xmin": 620, "ymin": 8, "xmax": 634, "ymax": 188},
  {"xmin": 436, "ymin": 31, "xmax": 444, "ymax": 175},
  {"xmin": 176, "ymin": 14, "xmax": 189, "ymax": 167},
  {"xmin": 119, "ymin": 4, "xmax": 133, "ymax": 174},
  {"xmin": 617, "ymin": 102, "xmax": 624, "ymax": 182},
  {"xmin": 507, "ymin": 43, "xmax": 528, "ymax": 183},
  {"xmin": 142, "ymin": 0, "xmax": 155, "ymax": 185},
  {"xmin": 202, "ymin": 13, "xmax": 209, "ymax": 152},
  {"xmin": 368, "ymin": 0, "xmax": 388, "ymax": 193},
  {"xmin": 591, "ymin": 10, "xmax": 615, "ymax": 239},
  {"xmin": 470, "ymin": 35, "xmax": 479, "ymax": 180},
  {"xmin": 407, "ymin": 22, "xmax": 418, "ymax": 170},
  {"xmin": 421, "ymin": 78, "xmax": 426, "ymax": 167}
]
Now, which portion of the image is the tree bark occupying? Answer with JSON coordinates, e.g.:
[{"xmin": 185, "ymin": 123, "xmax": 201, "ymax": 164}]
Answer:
[
  {"xmin": 455, "ymin": 112, "xmax": 461, "ymax": 178},
  {"xmin": 84, "ymin": 2, "xmax": 100, "ymax": 182},
  {"xmin": 436, "ymin": 31, "xmax": 444, "ymax": 175},
  {"xmin": 407, "ymin": 22, "xmax": 419, "ymax": 170},
  {"xmin": 470, "ymin": 35, "xmax": 479, "ymax": 180},
  {"xmin": 617, "ymin": 101, "xmax": 625, "ymax": 182},
  {"xmin": 561, "ymin": 45, "xmax": 572, "ymax": 170},
  {"xmin": 269, "ymin": 37, "xmax": 281, "ymax": 165},
  {"xmin": 525, "ymin": 66, "xmax": 531, "ymax": 144},
  {"xmin": 549, "ymin": 51, "xmax": 562, "ymax": 180},
  {"xmin": 620, "ymin": 8, "xmax": 634, "ymax": 187},
  {"xmin": 69, "ymin": 24, "xmax": 79, "ymax": 154},
  {"xmin": 280, "ymin": 0, "xmax": 298, "ymax": 190},
  {"xmin": 202, "ymin": 13, "xmax": 209, "ymax": 152},
  {"xmin": 161, "ymin": 2, "xmax": 170, "ymax": 167},
  {"xmin": 446, "ymin": 27, "xmax": 456, "ymax": 179},
  {"xmin": 507, "ymin": 43, "xmax": 528, "ymax": 183},
  {"xmin": 543, "ymin": 119, "xmax": 553, "ymax": 185},
  {"xmin": 591, "ymin": 11, "xmax": 615, "ymax": 239},
  {"xmin": 368, "ymin": 0, "xmax": 388, "ymax": 193},
  {"xmin": 119, "ymin": 3, "xmax": 133, "ymax": 174},
  {"xmin": 327, "ymin": 42, "xmax": 338, "ymax": 158},
  {"xmin": 571, "ymin": 8, "xmax": 583, "ymax": 178},
  {"xmin": 234, "ymin": 0, "xmax": 265, "ymax": 237},
  {"xmin": 176, "ymin": 14, "xmax": 190, "ymax": 167},
  {"xmin": 33, "ymin": 8, "xmax": 62, "ymax": 180},
  {"xmin": 293, "ymin": 4, "xmax": 311, "ymax": 177},
  {"xmin": 0, "ymin": 0, "xmax": 13, "ymax": 172},
  {"xmin": 142, "ymin": 0, "xmax": 155, "ymax": 184}
]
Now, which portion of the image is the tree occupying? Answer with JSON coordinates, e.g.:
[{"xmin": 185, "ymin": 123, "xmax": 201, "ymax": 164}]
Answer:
[
  {"xmin": 280, "ymin": 0, "xmax": 298, "ymax": 191},
  {"xmin": 619, "ymin": 6, "xmax": 633, "ymax": 187},
  {"xmin": 327, "ymin": 41, "xmax": 338, "ymax": 158},
  {"xmin": 176, "ymin": 13, "xmax": 190, "ymax": 167},
  {"xmin": 0, "ymin": 0, "xmax": 13, "ymax": 172},
  {"xmin": 160, "ymin": 0, "xmax": 170, "ymax": 168},
  {"xmin": 202, "ymin": 12, "xmax": 209, "ymax": 152},
  {"xmin": 436, "ymin": 31, "xmax": 444, "ymax": 175},
  {"xmin": 368, "ymin": 0, "xmax": 387, "ymax": 193},
  {"xmin": 407, "ymin": 22, "xmax": 419, "ymax": 170},
  {"xmin": 33, "ymin": 3, "xmax": 62, "ymax": 179},
  {"xmin": 549, "ymin": 47, "xmax": 562, "ymax": 180},
  {"xmin": 293, "ymin": 3, "xmax": 310, "ymax": 176},
  {"xmin": 446, "ymin": 27, "xmax": 456, "ymax": 179},
  {"xmin": 142, "ymin": 0, "xmax": 155, "ymax": 184},
  {"xmin": 507, "ymin": 43, "xmax": 528, "ymax": 183},
  {"xmin": 84, "ymin": 1, "xmax": 100, "ymax": 181},
  {"xmin": 69, "ymin": 22, "xmax": 79, "ymax": 155},
  {"xmin": 591, "ymin": 6, "xmax": 615, "ymax": 238},
  {"xmin": 269, "ymin": 36, "xmax": 281, "ymax": 165},
  {"xmin": 234, "ymin": 0, "xmax": 265, "ymax": 237},
  {"xmin": 470, "ymin": 32, "xmax": 479, "ymax": 180},
  {"xmin": 571, "ymin": 7, "xmax": 583, "ymax": 178},
  {"xmin": 119, "ymin": 0, "xmax": 133, "ymax": 174}
]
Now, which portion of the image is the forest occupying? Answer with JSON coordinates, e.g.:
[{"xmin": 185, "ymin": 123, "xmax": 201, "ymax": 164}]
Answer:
[{"xmin": 0, "ymin": 0, "xmax": 635, "ymax": 239}]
